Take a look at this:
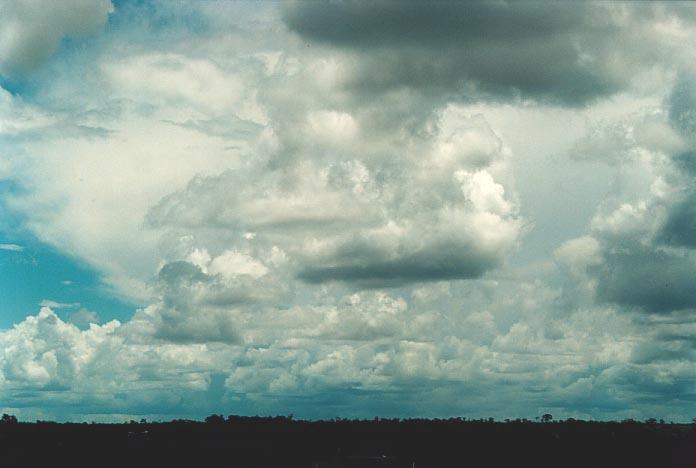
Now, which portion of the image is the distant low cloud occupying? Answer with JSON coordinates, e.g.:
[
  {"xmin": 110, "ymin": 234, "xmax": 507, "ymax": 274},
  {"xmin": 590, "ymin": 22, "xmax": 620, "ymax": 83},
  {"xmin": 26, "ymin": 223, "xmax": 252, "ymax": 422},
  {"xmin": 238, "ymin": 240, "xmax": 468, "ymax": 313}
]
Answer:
[{"xmin": 0, "ymin": 243, "xmax": 23, "ymax": 252}]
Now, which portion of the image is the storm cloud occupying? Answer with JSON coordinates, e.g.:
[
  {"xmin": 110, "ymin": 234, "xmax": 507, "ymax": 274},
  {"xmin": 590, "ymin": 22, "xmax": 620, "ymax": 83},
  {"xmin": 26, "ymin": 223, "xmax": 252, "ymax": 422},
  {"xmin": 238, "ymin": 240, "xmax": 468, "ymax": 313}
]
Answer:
[{"xmin": 284, "ymin": 1, "xmax": 677, "ymax": 106}]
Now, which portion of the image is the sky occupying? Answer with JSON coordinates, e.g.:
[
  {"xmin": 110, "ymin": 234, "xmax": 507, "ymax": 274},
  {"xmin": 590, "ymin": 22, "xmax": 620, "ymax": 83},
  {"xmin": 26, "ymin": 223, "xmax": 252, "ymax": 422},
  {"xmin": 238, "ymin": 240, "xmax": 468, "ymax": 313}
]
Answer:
[{"xmin": 2, "ymin": 0, "xmax": 696, "ymax": 422}]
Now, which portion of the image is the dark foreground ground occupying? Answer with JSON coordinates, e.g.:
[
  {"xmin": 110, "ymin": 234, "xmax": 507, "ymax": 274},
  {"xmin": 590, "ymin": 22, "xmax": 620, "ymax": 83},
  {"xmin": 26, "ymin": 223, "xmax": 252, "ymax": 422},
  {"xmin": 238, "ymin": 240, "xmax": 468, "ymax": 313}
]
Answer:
[{"xmin": 1, "ymin": 415, "xmax": 696, "ymax": 467}]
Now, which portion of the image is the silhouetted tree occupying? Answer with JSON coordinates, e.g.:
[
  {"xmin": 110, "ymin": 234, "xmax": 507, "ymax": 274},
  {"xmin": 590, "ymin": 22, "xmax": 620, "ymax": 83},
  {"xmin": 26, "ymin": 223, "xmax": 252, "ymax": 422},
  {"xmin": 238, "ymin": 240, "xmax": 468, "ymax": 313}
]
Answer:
[
  {"xmin": 205, "ymin": 414, "xmax": 225, "ymax": 425},
  {"xmin": 0, "ymin": 413, "xmax": 18, "ymax": 424}
]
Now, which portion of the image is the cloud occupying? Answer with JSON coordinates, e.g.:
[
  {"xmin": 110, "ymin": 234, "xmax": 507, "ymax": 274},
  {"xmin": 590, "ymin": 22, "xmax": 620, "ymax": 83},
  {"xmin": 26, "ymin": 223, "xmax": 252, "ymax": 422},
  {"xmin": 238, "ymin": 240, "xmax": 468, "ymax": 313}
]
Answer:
[
  {"xmin": 0, "ymin": 243, "xmax": 23, "ymax": 252},
  {"xmin": 0, "ymin": 50, "xmax": 266, "ymax": 302},
  {"xmin": 657, "ymin": 193, "xmax": 696, "ymax": 248},
  {"xmin": 0, "ymin": 0, "xmax": 113, "ymax": 75},
  {"xmin": 5, "ymin": 1, "xmax": 696, "ymax": 422},
  {"xmin": 101, "ymin": 53, "xmax": 247, "ymax": 116},
  {"xmin": 67, "ymin": 308, "xmax": 99, "ymax": 328},
  {"xmin": 39, "ymin": 300, "xmax": 79, "ymax": 309},
  {"xmin": 559, "ymin": 72, "xmax": 696, "ymax": 315},
  {"xmin": 283, "ymin": 1, "xmax": 681, "ymax": 106},
  {"xmin": 555, "ymin": 236, "xmax": 602, "ymax": 275},
  {"xmin": 0, "ymin": 273, "xmax": 692, "ymax": 421},
  {"xmin": 125, "ymin": 258, "xmax": 287, "ymax": 345},
  {"xmin": 594, "ymin": 247, "xmax": 696, "ymax": 313},
  {"xmin": 569, "ymin": 110, "xmax": 684, "ymax": 165},
  {"xmin": 148, "ymin": 112, "xmax": 521, "ymax": 290},
  {"xmin": 0, "ymin": 307, "xmax": 239, "ymax": 418},
  {"xmin": 668, "ymin": 74, "xmax": 696, "ymax": 138}
]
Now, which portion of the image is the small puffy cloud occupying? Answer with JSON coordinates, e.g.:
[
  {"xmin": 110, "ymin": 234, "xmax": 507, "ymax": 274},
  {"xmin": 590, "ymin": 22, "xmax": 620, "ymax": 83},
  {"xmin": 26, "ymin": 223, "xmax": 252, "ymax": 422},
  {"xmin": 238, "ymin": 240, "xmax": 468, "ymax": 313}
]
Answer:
[
  {"xmin": 208, "ymin": 250, "xmax": 269, "ymax": 280},
  {"xmin": 67, "ymin": 308, "xmax": 99, "ymax": 328},
  {"xmin": 0, "ymin": 0, "xmax": 113, "ymax": 75},
  {"xmin": 303, "ymin": 291, "xmax": 428, "ymax": 342},
  {"xmin": 0, "ymin": 243, "xmax": 23, "ymax": 251},
  {"xmin": 555, "ymin": 236, "xmax": 602, "ymax": 277}
]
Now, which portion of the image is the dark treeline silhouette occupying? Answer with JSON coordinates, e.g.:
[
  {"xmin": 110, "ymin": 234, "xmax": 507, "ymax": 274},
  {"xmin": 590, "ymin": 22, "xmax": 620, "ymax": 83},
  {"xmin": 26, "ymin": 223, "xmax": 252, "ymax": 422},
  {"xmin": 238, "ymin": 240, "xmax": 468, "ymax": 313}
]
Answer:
[{"xmin": 1, "ymin": 413, "xmax": 696, "ymax": 467}]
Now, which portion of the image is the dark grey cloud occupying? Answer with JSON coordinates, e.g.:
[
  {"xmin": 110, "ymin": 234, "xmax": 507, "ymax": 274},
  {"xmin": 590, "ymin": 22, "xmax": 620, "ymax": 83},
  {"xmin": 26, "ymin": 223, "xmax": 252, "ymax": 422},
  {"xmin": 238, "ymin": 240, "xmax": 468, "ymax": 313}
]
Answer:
[
  {"xmin": 655, "ymin": 75, "xmax": 696, "ymax": 248},
  {"xmin": 139, "ymin": 260, "xmax": 284, "ymax": 345},
  {"xmin": 671, "ymin": 151, "xmax": 696, "ymax": 174},
  {"xmin": 298, "ymin": 240, "xmax": 498, "ymax": 287},
  {"xmin": 283, "ymin": 1, "xmax": 667, "ymax": 106},
  {"xmin": 657, "ymin": 192, "xmax": 696, "ymax": 249},
  {"xmin": 594, "ymin": 247, "xmax": 696, "ymax": 313},
  {"xmin": 152, "ymin": 262, "xmax": 240, "ymax": 344},
  {"xmin": 630, "ymin": 339, "xmax": 696, "ymax": 365},
  {"xmin": 668, "ymin": 75, "xmax": 696, "ymax": 137},
  {"xmin": 158, "ymin": 260, "xmax": 209, "ymax": 286}
]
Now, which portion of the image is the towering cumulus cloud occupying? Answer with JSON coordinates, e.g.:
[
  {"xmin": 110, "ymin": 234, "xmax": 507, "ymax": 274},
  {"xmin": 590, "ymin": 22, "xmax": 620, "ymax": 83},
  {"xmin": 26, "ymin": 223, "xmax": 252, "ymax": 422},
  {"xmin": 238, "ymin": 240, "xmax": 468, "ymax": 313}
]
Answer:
[{"xmin": 147, "ymin": 114, "xmax": 521, "ymax": 289}]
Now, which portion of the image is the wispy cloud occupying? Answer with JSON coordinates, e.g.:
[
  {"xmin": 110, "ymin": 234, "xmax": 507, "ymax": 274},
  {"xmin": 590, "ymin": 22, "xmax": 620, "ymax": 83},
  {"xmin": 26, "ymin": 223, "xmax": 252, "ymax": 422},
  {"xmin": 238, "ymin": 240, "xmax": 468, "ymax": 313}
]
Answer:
[
  {"xmin": 39, "ymin": 299, "xmax": 80, "ymax": 309},
  {"xmin": 0, "ymin": 243, "xmax": 23, "ymax": 252}
]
